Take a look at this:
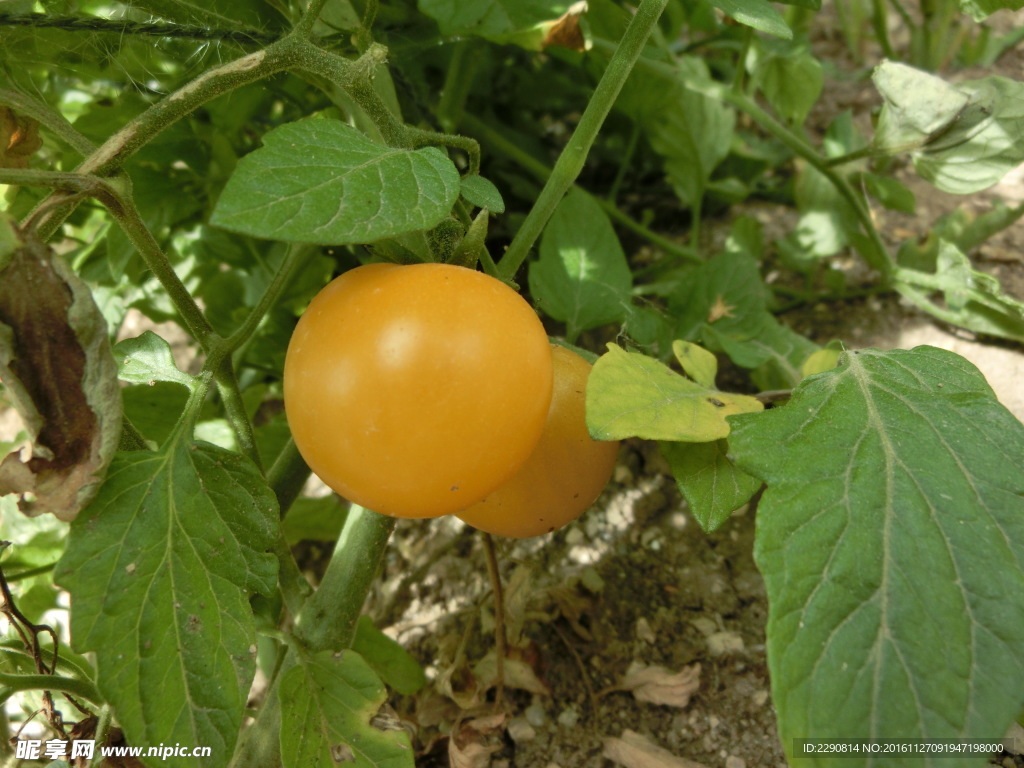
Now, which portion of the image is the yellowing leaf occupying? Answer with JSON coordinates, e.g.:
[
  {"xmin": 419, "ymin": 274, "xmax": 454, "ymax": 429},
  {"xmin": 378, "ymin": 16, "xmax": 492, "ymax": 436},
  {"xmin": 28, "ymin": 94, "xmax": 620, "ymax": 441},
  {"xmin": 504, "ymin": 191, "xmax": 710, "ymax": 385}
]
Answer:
[
  {"xmin": 586, "ymin": 344, "xmax": 763, "ymax": 442},
  {"xmin": 672, "ymin": 340, "xmax": 718, "ymax": 389}
]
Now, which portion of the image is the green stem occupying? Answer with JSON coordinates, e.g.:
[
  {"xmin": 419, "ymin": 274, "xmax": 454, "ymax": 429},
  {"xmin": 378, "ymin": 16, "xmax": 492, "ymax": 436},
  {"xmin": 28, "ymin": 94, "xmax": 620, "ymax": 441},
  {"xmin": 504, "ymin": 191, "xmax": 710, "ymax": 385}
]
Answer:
[
  {"xmin": 871, "ymin": 0, "xmax": 897, "ymax": 60},
  {"xmin": 267, "ymin": 438, "xmax": 312, "ymax": 520},
  {"xmin": 436, "ymin": 40, "xmax": 479, "ymax": 133},
  {"xmin": 225, "ymin": 243, "xmax": 311, "ymax": 355},
  {"xmin": 496, "ymin": 0, "xmax": 670, "ymax": 283},
  {"xmin": 0, "ymin": 671, "xmax": 101, "ymax": 704},
  {"xmin": 731, "ymin": 26, "xmax": 754, "ymax": 94},
  {"xmin": 213, "ymin": 357, "xmax": 261, "ymax": 468},
  {"xmin": 293, "ymin": 505, "xmax": 396, "ymax": 653},
  {"xmin": 3, "ymin": 562, "xmax": 56, "ymax": 583},
  {"xmin": 460, "ymin": 113, "xmax": 701, "ymax": 264},
  {"xmin": 606, "ymin": 122, "xmax": 640, "ymax": 204},
  {"xmin": 88, "ymin": 706, "xmax": 114, "ymax": 768},
  {"xmin": 292, "ymin": 0, "xmax": 331, "ymax": 39}
]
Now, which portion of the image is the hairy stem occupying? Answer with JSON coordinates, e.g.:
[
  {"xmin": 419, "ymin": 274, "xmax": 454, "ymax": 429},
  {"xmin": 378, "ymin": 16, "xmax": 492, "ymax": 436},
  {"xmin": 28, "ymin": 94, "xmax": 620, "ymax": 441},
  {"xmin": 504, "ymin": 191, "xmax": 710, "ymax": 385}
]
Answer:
[
  {"xmin": 497, "ymin": 0, "xmax": 670, "ymax": 283},
  {"xmin": 0, "ymin": 672, "xmax": 101, "ymax": 705}
]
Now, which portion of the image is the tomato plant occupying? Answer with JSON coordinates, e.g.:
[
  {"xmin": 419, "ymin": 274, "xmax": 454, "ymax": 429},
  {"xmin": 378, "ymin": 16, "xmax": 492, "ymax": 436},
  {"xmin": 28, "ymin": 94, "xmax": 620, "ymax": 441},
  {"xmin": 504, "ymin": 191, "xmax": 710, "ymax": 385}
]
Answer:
[
  {"xmin": 458, "ymin": 345, "xmax": 620, "ymax": 538},
  {"xmin": 283, "ymin": 262, "xmax": 553, "ymax": 519}
]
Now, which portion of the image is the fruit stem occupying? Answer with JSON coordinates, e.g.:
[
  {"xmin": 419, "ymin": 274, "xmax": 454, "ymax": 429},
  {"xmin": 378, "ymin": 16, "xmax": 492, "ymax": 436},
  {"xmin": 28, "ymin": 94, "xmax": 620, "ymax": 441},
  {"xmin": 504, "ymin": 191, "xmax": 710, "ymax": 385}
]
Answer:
[{"xmin": 482, "ymin": 533, "xmax": 507, "ymax": 705}]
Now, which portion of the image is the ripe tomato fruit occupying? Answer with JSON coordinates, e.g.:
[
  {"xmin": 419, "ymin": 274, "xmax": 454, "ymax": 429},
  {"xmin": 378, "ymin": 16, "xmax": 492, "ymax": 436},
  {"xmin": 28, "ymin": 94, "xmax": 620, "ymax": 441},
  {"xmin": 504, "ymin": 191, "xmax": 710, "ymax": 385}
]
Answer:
[
  {"xmin": 457, "ymin": 345, "xmax": 620, "ymax": 538},
  {"xmin": 283, "ymin": 263, "xmax": 553, "ymax": 519}
]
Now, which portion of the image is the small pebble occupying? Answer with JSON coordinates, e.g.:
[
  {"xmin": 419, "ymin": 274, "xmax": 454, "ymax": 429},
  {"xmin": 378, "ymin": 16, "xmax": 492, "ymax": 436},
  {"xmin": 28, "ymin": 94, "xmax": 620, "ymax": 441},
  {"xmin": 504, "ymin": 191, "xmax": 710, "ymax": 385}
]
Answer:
[
  {"xmin": 707, "ymin": 631, "xmax": 745, "ymax": 656},
  {"xmin": 507, "ymin": 717, "xmax": 536, "ymax": 743},
  {"xmin": 525, "ymin": 703, "xmax": 547, "ymax": 728},
  {"xmin": 557, "ymin": 707, "xmax": 579, "ymax": 728}
]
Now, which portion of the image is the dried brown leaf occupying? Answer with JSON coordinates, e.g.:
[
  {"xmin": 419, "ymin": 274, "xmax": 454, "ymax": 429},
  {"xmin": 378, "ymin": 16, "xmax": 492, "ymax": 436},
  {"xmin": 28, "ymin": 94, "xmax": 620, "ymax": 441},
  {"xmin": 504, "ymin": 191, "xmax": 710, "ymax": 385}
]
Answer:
[
  {"xmin": 449, "ymin": 739, "xmax": 498, "ymax": 768},
  {"xmin": 473, "ymin": 651, "xmax": 551, "ymax": 696},
  {"xmin": 620, "ymin": 662, "xmax": 700, "ymax": 708},
  {"xmin": 542, "ymin": 1, "xmax": 590, "ymax": 52},
  {"xmin": 0, "ymin": 108, "xmax": 42, "ymax": 169},
  {"xmin": 0, "ymin": 220, "xmax": 121, "ymax": 520},
  {"xmin": 603, "ymin": 729, "xmax": 709, "ymax": 768}
]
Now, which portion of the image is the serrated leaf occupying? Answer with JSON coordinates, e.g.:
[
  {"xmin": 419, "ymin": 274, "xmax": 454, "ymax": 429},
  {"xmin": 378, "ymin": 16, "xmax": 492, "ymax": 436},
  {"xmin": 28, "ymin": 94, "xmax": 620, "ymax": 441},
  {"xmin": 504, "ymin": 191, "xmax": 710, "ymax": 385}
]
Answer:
[
  {"xmin": 280, "ymin": 650, "xmax": 415, "ymax": 768},
  {"xmin": 661, "ymin": 439, "xmax": 761, "ymax": 532},
  {"xmin": 459, "ymin": 175, "xmax": 505, "ymax": 213},
  {"xmin": 352, "ymin": 616, "xmax": 427, "ymax": 696},
  {"xmin": 113, "ymin": 331, "xmax": 196, "ymax": 389},
  {"xmin": 710, "ymin": 0, "xmax": 792, "ymax": 39},
  {"xmin": 586, "ymin": 344, "xmax": 763, "ymax": 442},
  {"xmin": 0, "ymin": 224, "xmax": 121, "ymax": 522},
  {"xmin": 672, "ymin": 341, "xmax": 718, "ymax": 389},
  {"xmin": 54, "ymin": 440, "xmax": 279, "ymax": 768},
  {"xmin": 729, "ymin": 346, "xmax": 1024, "ymax": 766},
  {"xmin": 211, "ymin": 120, "xmax": 460, "ymax": 244},
  {"xmin": 530, "ymin": 188, "xmax": 632, "ymax": 341}
]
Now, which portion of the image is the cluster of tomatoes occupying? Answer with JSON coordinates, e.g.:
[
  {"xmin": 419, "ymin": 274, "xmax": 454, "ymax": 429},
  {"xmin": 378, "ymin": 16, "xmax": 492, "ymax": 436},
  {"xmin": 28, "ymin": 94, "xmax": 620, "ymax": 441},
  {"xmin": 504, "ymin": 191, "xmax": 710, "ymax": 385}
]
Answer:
[{"xmin": 282, "ymin": 263, "xmax": 619, "ymax": 538}]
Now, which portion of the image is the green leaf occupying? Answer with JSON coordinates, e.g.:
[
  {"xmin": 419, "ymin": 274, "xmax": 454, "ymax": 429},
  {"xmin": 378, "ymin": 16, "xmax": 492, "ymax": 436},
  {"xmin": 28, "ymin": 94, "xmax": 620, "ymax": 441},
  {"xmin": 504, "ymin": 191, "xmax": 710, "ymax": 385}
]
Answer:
[
  {"xmin": 282, "ymin": 496, "xmax": 348, "ymax": 545},
  {"xmin": 352, "ymin": 616, "xmax": 427, "ymax": 696},
  {"xmin": 586, "ymin": 344, "xmax": 763, "ymax": 442},
  {"xmin": 211, "ymin": 120, "xmax": 461, "ymax": 244},
  {"xmin": 872, "ymin": 62, "xmax": 1024, "ymax": 194},
  {"xmin": 280, "ymin": 650, "xmax": 415, "ymax": 768},
  {"xmin": 54, "ymin": 441, "xmax": 279, "ymax": 767},
  {"xmin": 672, "ymin": 340, "xmax": 718, "ymax": 389},
  {"xmin": 749, "ymin": 40, "xmax": 822, "ymax": 123},
  {"xmin": 418, "ymin": 0, "xmax": 573, "ymax": 47},
  {"xmin": 644, "ymin": 57, "xmax": 735, "ymax": 209},
  {"xmin": 113, "ymin": 331, "xmax": 196, "ymax": 390},
  {"xmin": 529, "ymin": 188, "xmax": 632, "ymax": 341},
  {"xmin": 895, "ymin": 241, "xmax": 1024, "ymax": 343},
  {"xmin": 708, "ymin": 0, "xmax": 792, "ymax": 39},
  {"xmin": 959, "ymin": 0, "xmax": 1024, "ymax": 21},
  {"xmin": 460, "ymin": 174, "xmax": 505, "ymax": 213},
  {"xmin": 729, "ymin": 347, "xmax": 1024, "ymax": 766},
  {"xmin": 121, "ymin": 382, "xmax": 190, "ymax": 446},
  {"xmin": 861, "ymin": 173, "xmax": 916, "ymax": 214},
  {"xmin": 661, "ymin": 439, "xmax": 762, "ymax": 533}
]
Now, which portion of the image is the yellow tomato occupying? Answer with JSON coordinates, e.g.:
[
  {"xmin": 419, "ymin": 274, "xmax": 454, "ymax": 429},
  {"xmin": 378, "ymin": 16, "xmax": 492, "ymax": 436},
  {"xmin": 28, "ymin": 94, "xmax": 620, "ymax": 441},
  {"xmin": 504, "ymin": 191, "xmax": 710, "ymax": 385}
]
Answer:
[
  {"xmin": 457, "ymin": 345, "xmax": 619, "ymax": 537},
  {"xmin": 283, "ymin": 263, "xmax": 553, "ymax": 518}
]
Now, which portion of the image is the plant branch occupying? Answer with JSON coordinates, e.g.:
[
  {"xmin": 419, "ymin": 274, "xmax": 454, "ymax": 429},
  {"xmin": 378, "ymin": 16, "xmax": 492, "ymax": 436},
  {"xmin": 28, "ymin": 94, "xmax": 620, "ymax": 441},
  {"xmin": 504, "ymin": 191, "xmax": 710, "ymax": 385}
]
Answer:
[
  {"xmin": 496, "ymin": 0, "xmax": 670, "ymax": 283},
  {"xmin": 292, "ymin": 0, "xmax": 331, "ymax": 39},
  {"xmin": 293, "ymin": 505, "xmax": 395, "ymax": 653},
  {"xmin": 0, "ymin": 672, "xmax": 101, "ymax": 705}
]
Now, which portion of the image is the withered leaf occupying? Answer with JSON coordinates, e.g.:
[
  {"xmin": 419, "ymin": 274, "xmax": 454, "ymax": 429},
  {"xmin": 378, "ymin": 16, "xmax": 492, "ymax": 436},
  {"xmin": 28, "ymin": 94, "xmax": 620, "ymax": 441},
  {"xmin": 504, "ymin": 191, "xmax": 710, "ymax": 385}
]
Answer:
[
  {"xmin": 473, "ymin": 651, "xmax": 551, "ymax": 696},
  {"xmin": 603, "ymin": 729, "xmax": 709, "ymax": 768},
  {"xmin": 542, "ymin": 1, "xmax": 590, "ymax": 52},
  {"xmin": 0, "ymin": 219, "xmax": 121, "ymax": 521},
  {"xmin": 0, "ymin": 107, "xmax": 43, "ymax": 169},
  {"xmin": 619, "ymin": 662, "xmax": 701, "ymax": 708}
]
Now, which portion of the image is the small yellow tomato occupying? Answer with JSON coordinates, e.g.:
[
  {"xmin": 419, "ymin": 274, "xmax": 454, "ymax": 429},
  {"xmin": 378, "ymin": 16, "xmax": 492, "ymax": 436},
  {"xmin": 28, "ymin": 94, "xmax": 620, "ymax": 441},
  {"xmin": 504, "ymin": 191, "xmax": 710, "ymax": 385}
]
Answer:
[
  {"xmin": 457, "ymin": 345, "xmax": 620, "ymax": 538},
  {"xmin": 283, "ymin": 263, "xmax": 553, "ymax": 519}
]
